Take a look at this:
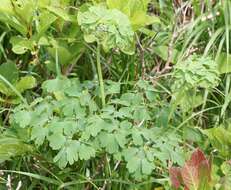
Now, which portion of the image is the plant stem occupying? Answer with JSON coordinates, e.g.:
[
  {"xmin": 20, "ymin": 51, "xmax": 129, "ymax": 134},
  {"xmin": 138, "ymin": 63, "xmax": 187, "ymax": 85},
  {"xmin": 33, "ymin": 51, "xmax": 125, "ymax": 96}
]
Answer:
[
  {"xmin": 96, "ymin": 43, "xmax": 106, "ymax": 107},
  {"xmin": 0, "ymin": 74, "xmax": 27, "ymax": 106},
  {"xmin": 55, "ymin": 48, "xmax": 61, "ymax": 78}
]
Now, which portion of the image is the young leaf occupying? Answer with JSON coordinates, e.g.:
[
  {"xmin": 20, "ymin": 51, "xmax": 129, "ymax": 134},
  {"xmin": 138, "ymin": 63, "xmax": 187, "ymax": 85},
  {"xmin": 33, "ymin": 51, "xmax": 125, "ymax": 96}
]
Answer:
[
  {"xmin": 54, "ymin": 140, "xmax": 80, "ymax": 168},
  {"xmin": 126, "ymin": 157, "xmax": 140, "ymax": 173},
  {"xmin": 141, "ymin": 159, "xmax": 153, "ymax": 175},
  {"xmin": 31, "ymin": 126, "xmax": 49, "ymax": 146},
  {"xmin": 106, "ymin": 0, "xmax": 160, "ymax": 30},
  {"xmin": 78, "ymin": 144, "xmax": 95, "ymax": 160},
  {"xmin": 169, "ymin": 167, "xmax": 182, "ymax": 189},
  {"xmin": 42, "ymin": 77, "xmax": 71, "ymax": 93},
  {"xmin": 48, "ymin": 133, "xmax": 66, "ymax": 150},
  {"xmin": 99, "ymin": 132, "xmax": 119, "ymax": 154},
  {"xmin": 10, "ymin": 36, "xmax": 34, "ymax": 54},
  {"xmin": 15, "ymin": 76, "xmax": 36, "ymax": 93},
  {"xmin": 78, "ymin": 5, "xmax": 135, "ymax": 54},
  {"xmin": 181, "ymin": 149, "xmax": 211, "ymax": 190},
  {"xmin": 0, "ymin": 61, "xmax": 18, "ymax": 83},
  {"xmin": 169, "ymin": 149, "xmax": 211, "ymax": 190},
  {"xmin": 84, "ymin": 116, "xmax": 104, "ymax": 138},
  {"xmin": 13, "ymin": 110, "xmax": 31, "ymax": 128}
]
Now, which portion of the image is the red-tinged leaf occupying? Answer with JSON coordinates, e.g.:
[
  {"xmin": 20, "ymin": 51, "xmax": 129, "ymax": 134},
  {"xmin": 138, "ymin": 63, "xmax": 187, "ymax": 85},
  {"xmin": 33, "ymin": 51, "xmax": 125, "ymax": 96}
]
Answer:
[
  {"xmin": 181, "ymin": 149, "xmax": 211, "ymax": 190},
  {"xmin": 169, "ymin": 167, "xmax": 182, "ymax": 189}
]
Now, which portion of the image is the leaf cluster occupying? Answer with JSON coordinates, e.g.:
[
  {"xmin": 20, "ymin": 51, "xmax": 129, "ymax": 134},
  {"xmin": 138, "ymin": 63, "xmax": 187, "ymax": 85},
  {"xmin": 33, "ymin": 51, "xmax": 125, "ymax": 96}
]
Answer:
[{"xmin": 10, "ymin": 77, "xmax": 185, "ymax": 179}]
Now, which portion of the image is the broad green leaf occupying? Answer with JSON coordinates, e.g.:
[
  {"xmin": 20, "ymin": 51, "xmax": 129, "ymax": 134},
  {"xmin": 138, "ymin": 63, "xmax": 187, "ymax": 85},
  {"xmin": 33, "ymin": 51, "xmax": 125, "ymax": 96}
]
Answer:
[
  {"xmin": 116, "ymin": 107, "xmax": 132, "ymax": 118},
  {"xmin": 105, "ymin": 81, "xmax": 121, "ymax": 95},
  {"xmin": 115, "ymin": 132, "xmax": 127, "ymax": 148},
  {"xmin": 11, "ymin": 0, "xmax": 36, "ymax": 24},
  {"xmin": 120, "ymin": 93, "xmax": 143, "ymax": 105},
  {"xmin": 0, "ymin": 15, "xmax": 27, "ymax": 35},
  {"xmin": 141, "ymin": 159, "xmax": 153, "ymax": 175},
  {"xmin": 30, "ymin": 102, "xmax": 53, "ymax": 127},
  {"xmin": 123, "ymin": 147, "xmax": 154, "ymax": 175},
  {"xmin": 133, "ymin": 106, "xmax": 151, "ymax": 121},
  {"xmin": 183, "ymin": 127, "xmax": 203, "ymax": 142},
  {"xmin": 64, "ymin": 79, "xmax": 82, "ymax": 97},
  {"xmin": 39, "ymin": 0, "xmax": 71, "ymax": 7},
  {"xmin": 132, "ymin": 130, "xmax": 143, "ymax": 146},
  {"xmin": 220, "ymin": 162, "xmax": 231, "ymax": 190},
  {"xmin": 79, "ymin": 90, "xmax": 92, "ymax": 106},
  {"xmin": 15, "ymin": 76, "xmax": 36, "ymax": 93},
  {"xmin": 36, "ymin": 11, "xmax": 57, "ymax": 38},
  {"xmin": 0, "ymin": 61, "xmax": 18, "ymax": 83},
  {"xmin": 0, "ymin": 0, "xmax": 13, "ymax": 14},
  {"xmin": 203, "ymin": 125, "xmax": 231, "ymax": 158},
  {"xmin": 10, "ymin": 36, "xmax": 34, "ymax": 54},
  {"xmin": 0, "ymin": 81, "xmax": 11, "ymax": 96},
  {"xmin": 126, "ymin": 157, "xmax": 140, "ymax": 173},
  {"xmin": 106, "ymin": 0, "xmax": 160, "ymax": 30},
  {"xmin": 48, "ymin": 120, "xmax": 77, "ymax": 137},
  {"xmin": 219, "ymin": 177, "xmax": 231, "ymax": 190},
  {"xmin": 13, "ymin": 110, "xmax": 31, "ymax": 128},
  {"xmin": 0, "ymin": 75, "xmax": 36, "ymax": 97},
  {"xmin": 46, "ymin": 6, "xmax": 74, "ymax": 21},
  {"xmin": 47, "ymin": 39, "xmax": 85, "ymax": 66},
  {"xmin": 42, "ymin": 77, "xmax": 71, "ymax": 93}
]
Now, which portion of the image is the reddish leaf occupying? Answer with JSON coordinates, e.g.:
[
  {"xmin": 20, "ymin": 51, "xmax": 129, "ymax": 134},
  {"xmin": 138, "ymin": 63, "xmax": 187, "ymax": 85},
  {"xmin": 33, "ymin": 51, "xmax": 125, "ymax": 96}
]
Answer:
[
  {"xmin": 169, "ymin": 149, "xmax": 212, "ymax": 190},
  {"xmin": 169, "ymin": 167, "xmax": 182, "ymax": 189},
  {"xmin": 181, "ymin": 149, "xmax": 211, "ymax": 190}
]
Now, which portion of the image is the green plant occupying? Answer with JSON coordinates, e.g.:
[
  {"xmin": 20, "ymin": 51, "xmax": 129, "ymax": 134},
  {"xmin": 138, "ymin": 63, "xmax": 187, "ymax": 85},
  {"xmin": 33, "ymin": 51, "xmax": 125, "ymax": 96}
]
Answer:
[
  {"xmin": 203, "ymin": 124, "xmax": 231, "ymax": 159},
  {"xmin": 1, "ymin": 0, "xmax": 231, "ymax": 189},
  {"xmin": 78, "ymin": 4, "xmax": 135, "ymax": 107},
  {"xmin": 78, "ymin": 5, "xmax": 135, "ymax": 54},
  {"xmin": 0, "ymin": 0, "xmax": 85, "ymax": 77},
  {"xmin": 106, "ymin": 0, "xmax": 160, "ymax": 31},
  {"xmin": 9, "ymin": 77, "xmax": 185, "ymax": 180},
  {"xmin": 0, "ymin": 61, "xmax": 36, "ymax": 104},
  {"xmin": 170, "ymin": 55, "xmax": 220, "ymax": 118}
]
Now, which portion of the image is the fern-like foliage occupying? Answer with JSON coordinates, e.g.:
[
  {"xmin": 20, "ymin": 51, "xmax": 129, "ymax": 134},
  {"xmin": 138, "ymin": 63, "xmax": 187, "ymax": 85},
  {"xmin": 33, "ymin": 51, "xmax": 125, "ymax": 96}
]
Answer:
[
  {"xmin": 78, "ymin": 5, "xmax": 135, "ymax": 54},
  {"xmin": 171, "ymin": 55, "xmax": 220, "ymax": 112},
  {"xmin": 10, "ymin": 77, "xmax": 185, "ymax": 179},
  {"xmin": 172, "ymin": 55, "xmax": 220, "ymax": 91}
]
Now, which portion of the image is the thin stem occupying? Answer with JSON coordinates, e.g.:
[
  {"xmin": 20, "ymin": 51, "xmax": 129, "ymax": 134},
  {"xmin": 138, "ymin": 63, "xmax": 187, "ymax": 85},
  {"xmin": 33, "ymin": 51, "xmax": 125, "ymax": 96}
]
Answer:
[
  {"xmin": 198, "ymin": 89, "xmax": 208, "ymax": 126},
  {"xmin": 55, "ymin": 48, "xmax": 61, "ymax": 78},
  {"xmin": 0, "ymin": 74, "xmax": 27, "ymax": 106},
  {"xmin": 96, "ymin": 43, "xmax": 105, "ymax": 107}
]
